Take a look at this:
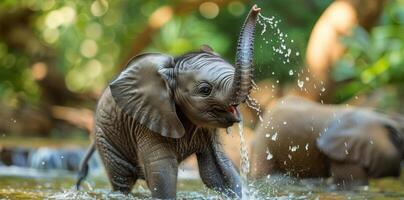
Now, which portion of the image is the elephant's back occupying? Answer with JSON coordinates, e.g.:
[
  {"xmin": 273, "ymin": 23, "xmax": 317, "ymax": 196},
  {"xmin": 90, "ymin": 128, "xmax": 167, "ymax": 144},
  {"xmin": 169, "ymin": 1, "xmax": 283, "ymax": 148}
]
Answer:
[{"xmin": 255, "ymin": 96, "xmax": 344, "ymax": 177}]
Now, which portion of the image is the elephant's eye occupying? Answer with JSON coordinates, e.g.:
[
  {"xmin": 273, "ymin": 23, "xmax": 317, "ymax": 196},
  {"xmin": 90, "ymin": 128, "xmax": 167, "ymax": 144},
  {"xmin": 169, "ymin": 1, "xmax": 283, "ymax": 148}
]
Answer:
[{"xmin": 197, "ymin": 82, "xmax": 212, "ymax": 96}]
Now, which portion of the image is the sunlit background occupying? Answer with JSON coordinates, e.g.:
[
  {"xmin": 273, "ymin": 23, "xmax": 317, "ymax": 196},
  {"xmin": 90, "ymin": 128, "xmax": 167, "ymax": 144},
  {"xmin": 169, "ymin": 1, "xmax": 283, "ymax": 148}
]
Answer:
[
  {"xmin": 0, "ymin": 0, "xmax": 300, "ymax": 137},
  {"xmin": 0, "ymin": 0, "xmax": 403, "ymax": 143}
]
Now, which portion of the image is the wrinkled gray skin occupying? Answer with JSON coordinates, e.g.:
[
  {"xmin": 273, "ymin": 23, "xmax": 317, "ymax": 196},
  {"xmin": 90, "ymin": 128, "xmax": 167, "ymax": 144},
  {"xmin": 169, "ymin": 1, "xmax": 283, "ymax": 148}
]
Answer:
[
  {"xmin": 251, "ymin": 96, "xmax": 404, "ymax": 187},
  {"xmin": 76, "ymin": 5, "xmax": 261, "ymax": 199}
]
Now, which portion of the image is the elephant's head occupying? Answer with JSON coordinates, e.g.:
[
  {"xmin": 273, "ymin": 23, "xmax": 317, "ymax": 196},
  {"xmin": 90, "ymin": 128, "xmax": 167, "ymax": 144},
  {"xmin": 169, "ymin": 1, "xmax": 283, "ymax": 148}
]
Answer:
[
  {"xmin": 317, "ymin": 110, "xmax": 404, "ymax": 178},
  {"xmin": 109, "ymin": 5, "xmax": 261, "ymax": 138},
  {"xmin": 389, "ymin": 113, "xmax": 404, "ymax": 158}
]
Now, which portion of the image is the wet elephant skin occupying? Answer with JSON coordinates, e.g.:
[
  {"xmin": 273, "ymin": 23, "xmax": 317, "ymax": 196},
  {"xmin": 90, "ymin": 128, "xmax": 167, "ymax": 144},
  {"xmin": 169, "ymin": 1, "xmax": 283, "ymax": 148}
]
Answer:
[
  {"xmin": 251, "ymin": 96, "xmax": 404, "ymax": 187},
  {"xmin": 77, "ymin": 5, "xmax": 261, "ymax": 199}
]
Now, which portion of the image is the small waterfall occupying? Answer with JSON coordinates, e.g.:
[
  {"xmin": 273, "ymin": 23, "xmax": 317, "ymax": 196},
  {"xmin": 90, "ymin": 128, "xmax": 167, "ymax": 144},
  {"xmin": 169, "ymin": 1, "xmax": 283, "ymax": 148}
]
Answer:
[
  {"xmin": 0, "ymin": 146, "xmax": 101, "ymax": 176},
  {"xmin": 238, "ymin": 118, "xmax": 251, "ymax": 198}
]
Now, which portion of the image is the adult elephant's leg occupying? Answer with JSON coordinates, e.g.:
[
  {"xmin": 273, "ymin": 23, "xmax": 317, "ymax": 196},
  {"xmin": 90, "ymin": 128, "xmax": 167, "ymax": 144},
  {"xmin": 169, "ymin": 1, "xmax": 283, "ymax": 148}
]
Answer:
[
  {"xmin": 96, "ymin": 134, "xmax": 138, "ymax": 193},
  {"xmin": 196, "ymin": 142, "xmax": 242, "ymax": 198},
  {"xmin": 138, "ymin": 136, "xmax": 178, "ymax": 199},
  {"xmin": 250, "ymin": 133, "xmax": 278, "ymax": 179},
  {"xmin": 330, "ymin": 162, "xmax": 368, "ymax": 188}
]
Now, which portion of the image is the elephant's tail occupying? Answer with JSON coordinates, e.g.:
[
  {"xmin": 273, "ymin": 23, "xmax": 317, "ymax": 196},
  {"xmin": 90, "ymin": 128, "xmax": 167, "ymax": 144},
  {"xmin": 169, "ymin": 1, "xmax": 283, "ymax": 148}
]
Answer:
[{"xmin": 76, "ymin": 140, "xmax": 96, "ymax": 190}]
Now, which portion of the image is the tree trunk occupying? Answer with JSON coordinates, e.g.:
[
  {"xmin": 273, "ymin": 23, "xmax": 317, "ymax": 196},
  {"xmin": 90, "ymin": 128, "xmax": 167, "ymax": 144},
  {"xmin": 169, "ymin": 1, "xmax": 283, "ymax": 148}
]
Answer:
[{"xmin": 292, "ymin": 0, "xmax": 386, "ymax": 103}]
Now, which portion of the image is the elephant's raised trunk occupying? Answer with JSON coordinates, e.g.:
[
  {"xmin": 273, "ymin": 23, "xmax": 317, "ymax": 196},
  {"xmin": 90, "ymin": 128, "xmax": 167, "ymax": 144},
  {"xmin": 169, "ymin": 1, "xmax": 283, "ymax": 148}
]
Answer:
[{"xmin": 230, "ymin": 4, "xmax": 260, "ymax": 105}]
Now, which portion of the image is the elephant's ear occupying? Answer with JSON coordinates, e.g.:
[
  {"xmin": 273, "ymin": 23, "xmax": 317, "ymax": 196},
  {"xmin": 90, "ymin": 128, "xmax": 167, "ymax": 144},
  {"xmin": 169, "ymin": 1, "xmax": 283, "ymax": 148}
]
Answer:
[
  {"xmin": 200, "ymin": 44, "xmax": 220, "ymax": 56},
  {"xmin": 317, "ymin": 111, "xmax": 401, "ymax": 177},
  {"xmin": 110, "ymin": 53, "xmax": 185, "ymax": 138},
  {"xmin": 200, "ymin": 44, "xmax": 214, "ymax": 53}
]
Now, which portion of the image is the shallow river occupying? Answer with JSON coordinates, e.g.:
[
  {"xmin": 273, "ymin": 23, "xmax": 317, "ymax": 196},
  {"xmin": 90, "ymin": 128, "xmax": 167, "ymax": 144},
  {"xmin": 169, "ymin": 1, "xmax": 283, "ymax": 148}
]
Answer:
[
  {"xmin": 1, "ymin": 168, "xmax": 404, "ymax": 199},
  {"xmin": 1, "ymin": 138, "xmax": 404, "ymax": 199}
]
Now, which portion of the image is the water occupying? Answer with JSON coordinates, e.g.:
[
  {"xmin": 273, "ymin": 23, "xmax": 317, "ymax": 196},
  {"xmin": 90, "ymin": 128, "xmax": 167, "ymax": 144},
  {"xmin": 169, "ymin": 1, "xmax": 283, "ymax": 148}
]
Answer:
[
  {"xmin": 1, "ymin": 138, "xmax": 404, "ymax": 199},
  {"xmin": 238, "ymin": 120, "xmax": 251, "ymax": 198},
  {"xmin": 1, "ymin": 169, "xmax": 404, "ymax": 199}
]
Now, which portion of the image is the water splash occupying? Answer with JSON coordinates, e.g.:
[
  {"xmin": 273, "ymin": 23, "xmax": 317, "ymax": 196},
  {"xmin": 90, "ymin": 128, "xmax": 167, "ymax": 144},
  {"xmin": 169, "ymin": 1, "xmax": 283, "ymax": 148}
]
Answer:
[
  {"xmin": 238, "ymin": 119, "xmax": 250, "ymax": 198},
  {"xmin": 246, "ymin": 95, "xmax": 261, "ymax": 114},
  {"xmin": 257, "ymin": 13, "xmax": 295, "ymax": 65},
  {"xmin": 246, "ymin": 94, "xmax": 264, "ymax": 123}
]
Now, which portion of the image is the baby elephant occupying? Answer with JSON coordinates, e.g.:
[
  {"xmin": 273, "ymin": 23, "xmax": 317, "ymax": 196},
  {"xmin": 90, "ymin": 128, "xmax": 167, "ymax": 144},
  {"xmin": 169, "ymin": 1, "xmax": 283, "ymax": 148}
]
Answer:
[
  {"xmin": 76, "ymin": 5, "xmax": 261, "ymax": 199},
  {"xmin": 251, "ymin": 96, "xmax": 404, "ymax": 186}
]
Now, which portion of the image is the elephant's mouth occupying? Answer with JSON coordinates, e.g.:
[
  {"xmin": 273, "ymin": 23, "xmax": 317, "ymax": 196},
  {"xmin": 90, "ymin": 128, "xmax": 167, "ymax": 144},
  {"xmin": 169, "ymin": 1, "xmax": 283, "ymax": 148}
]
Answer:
[
  {"xmin": 228, "ymin": 105, "xmax": 241, "ymax": 122},
  {"xmin": 211, "ymin": 105, "xmax": 241, "ymax": 126}
]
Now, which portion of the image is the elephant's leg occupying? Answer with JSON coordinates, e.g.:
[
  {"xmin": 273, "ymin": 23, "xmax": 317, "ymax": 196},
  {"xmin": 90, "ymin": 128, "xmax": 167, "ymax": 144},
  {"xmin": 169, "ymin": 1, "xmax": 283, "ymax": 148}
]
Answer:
[
  {"xmin": 196, "ymin": 142, "xmax": 242, "ymax": 198},
  {"xmin": 250, "ymin": 133, "xmax": 278, "ymax": 179},
  {"xmin": 330, "ymin": 161, "xmax": 368, "ymax": 188},
  {"xmin": 138, "ymin": 139, "xmax": 178, "ymax": 199},
  {"xmin": 250, "ymin": 154, "xmax": 277, "ymax": 179},
  {"xmin": 96, "ymin": 136, "xmax": 138, "ymax": 193}
]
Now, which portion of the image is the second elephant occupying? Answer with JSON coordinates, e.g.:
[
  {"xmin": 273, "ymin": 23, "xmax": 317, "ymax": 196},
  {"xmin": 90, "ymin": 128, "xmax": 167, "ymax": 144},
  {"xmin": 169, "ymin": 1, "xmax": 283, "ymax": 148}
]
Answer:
[{"xmin": 251, "ymin": 96, "xmax": 404, "ymax": 186}]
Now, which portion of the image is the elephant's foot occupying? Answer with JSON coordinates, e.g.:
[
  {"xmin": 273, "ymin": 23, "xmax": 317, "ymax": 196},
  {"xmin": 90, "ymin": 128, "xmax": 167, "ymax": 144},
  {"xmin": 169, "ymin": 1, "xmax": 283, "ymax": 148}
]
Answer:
[{"xmin": 330, "ymin": 162, "xmax": 368, "ymax": 188}]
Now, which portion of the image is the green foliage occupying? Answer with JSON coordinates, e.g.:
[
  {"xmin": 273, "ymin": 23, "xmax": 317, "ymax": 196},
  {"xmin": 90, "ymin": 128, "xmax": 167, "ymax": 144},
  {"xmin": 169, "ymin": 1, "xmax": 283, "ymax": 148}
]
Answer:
[
  {"xmin": 333, "ymin": 0, "xmax": 404, "ymax": 104},
  {"xmin": 0, "ymin": 40, "xmax": 40, "ymax": 106},
  {"xmin": 0, "ymin": 0, "xmax": 333, "ymax": 108}
]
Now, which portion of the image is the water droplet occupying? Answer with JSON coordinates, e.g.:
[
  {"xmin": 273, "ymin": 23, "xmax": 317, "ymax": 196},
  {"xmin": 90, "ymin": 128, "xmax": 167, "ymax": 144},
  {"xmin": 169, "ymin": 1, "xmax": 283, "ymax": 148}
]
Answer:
[
  {"xmin": 296, "ymin": 52, "xmax": 299, "ymax": 56},
  {"xmin": 289, "ymin": 70, "xmax": 294, "ymax": 76},
  {"xmin": 265, "ymin": 133, "xmax": 270, "ymax": 138},
  {"xmin": 305, "ymin": 143, "xmax": 309, "ymax": 150},
  {"xmin": 297, "ymin": 80, "xmax": 304, "ymax": 88},
  {"xmin": 266, "ymin": 149, "xmax": 273, "ymax": 160},
  {"xmin": 290, "ymin": 145, "xmax": 299, "ymax": 152},
  {"xmin": 271, "ymin": 132, "xmax": 278, "ymax": 141},
  {"xmin": 286, "ymin": 48, "xmax": 291, "ymax": 57}
]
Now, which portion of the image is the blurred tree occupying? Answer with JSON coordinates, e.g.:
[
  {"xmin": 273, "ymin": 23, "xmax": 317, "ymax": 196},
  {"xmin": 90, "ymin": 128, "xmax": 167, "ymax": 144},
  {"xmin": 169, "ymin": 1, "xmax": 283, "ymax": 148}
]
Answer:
[
  {"xmin": 332, "ymin": 0, "xmax": 404, "ymax": 112},
  {"xmin": 2, "ymin": 0, "xmax": 374, "ymax": 136},
  {"xmin": 292, "ymin": 0, "xmax": 387, "ymax": 103}
]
